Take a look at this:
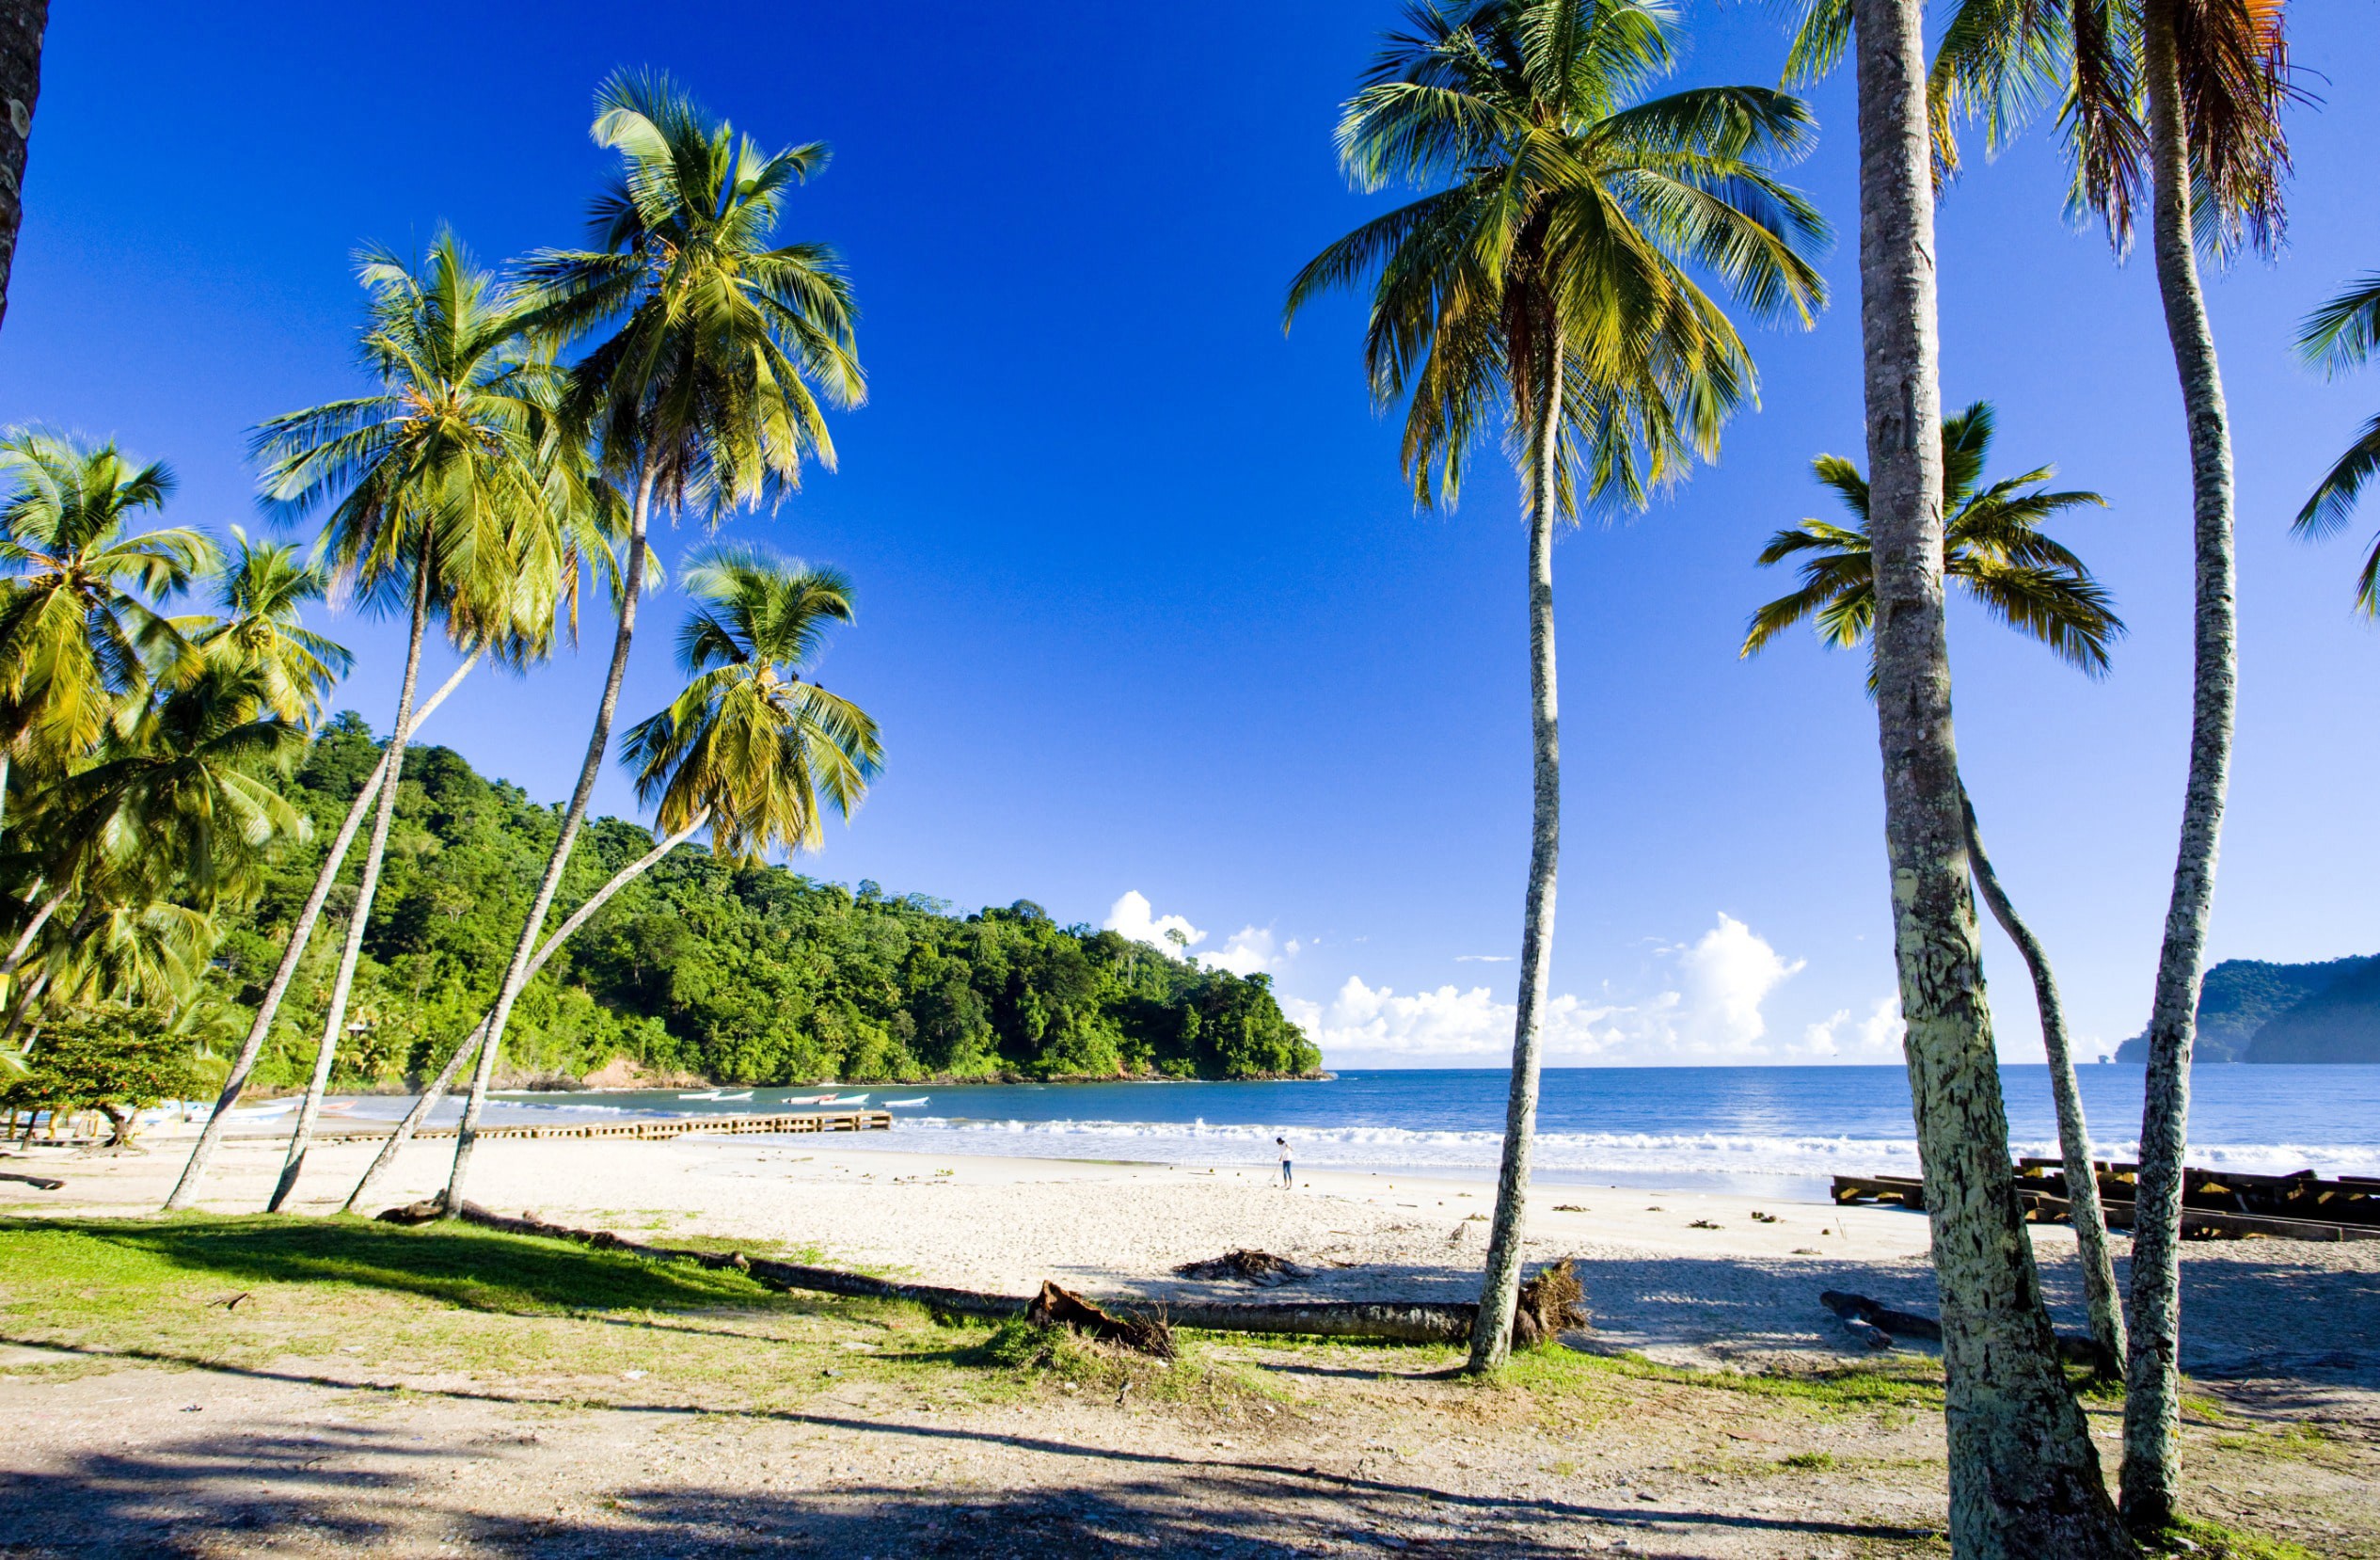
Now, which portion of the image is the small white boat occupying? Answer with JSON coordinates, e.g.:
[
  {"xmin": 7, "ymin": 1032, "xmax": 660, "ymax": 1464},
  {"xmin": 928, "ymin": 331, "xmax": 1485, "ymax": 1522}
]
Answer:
[
  {"xmin": 677, "ymin": 1090, "xmax": 722, "ymax": 1100},
  {"xmin": 780, "ymin": 1092, "xmax": 833, "ymax": 1106},
  {"xmin": 817, "ymin": 1093, "xmax": 867, "ymax": 1106},
  {"xmin": 713, "ymin": 1090, "xmax": 754, "ymax": 1102},
  {"xmin": 229, "ymin": 1100, "xmax": 299, "ymax": 1118},
  {"xmin": 881, "ymin": 1097, "xmax": 928, "ymax": 1108}
]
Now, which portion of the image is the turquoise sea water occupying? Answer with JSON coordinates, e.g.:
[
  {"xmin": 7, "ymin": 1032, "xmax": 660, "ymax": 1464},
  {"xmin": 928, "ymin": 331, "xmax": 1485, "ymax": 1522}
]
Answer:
[{"xmin": 343, "ymin": 1063, "xmax": 2380, "ymax": 1202}]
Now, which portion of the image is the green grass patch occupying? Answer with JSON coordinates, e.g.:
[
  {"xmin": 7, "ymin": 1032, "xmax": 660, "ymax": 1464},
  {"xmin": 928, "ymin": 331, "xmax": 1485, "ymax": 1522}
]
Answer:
[
  {"xmin": 0, "ymin": 1215, "xmax": 789, "ymax": 1317},
  {"xmin": 2154, "ymin": 1516, "xmax": 2319, "ymax": 1560},
  {"xmin": 1496, "ymin": 1343, "xmax": 1945, "ymax": 1412},
  {"xmin": 1779, "ymin": 1450, "xmax": 1838, "ymax": 1471}
]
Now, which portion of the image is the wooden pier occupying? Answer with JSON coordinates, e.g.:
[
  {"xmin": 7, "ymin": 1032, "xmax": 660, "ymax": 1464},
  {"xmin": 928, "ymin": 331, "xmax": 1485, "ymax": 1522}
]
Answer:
[{"xmin": 315, "ymin": 1109, "xmax": 891, "ymax": 1144}]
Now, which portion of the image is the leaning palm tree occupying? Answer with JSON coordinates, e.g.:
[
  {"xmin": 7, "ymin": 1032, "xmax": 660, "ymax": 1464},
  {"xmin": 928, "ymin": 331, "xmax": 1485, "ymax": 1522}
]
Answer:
[
  {"xmin": 0, "ymin": 431, "xmax": 216, "ymax": 851},
  {"xmin": 167, "ymin": 233, "xmax": 565, "ymax": 1213},
  {"xmin": 1743, "ymin": 400, "xmax": 2130, "ymax": 1375},
  {"xmin": 1914, "ymin": 0, "xmax": 2294, "ymax": 1529},
  {"xmin": 345, "ymin": 549, "xmax": 880, "ymax": 1215},
  {"xmin": 1779, "ymin": 3, "xmax": 2135, "ymax": 1551},
  {"xmin": 437, "ymin": 71, "xmax": 864, "ymax": 1214},
  {"xmin": 2293, "ymin": 272, "xmax": 2380, "ymax": 609},
  {"xmin": 1288, "ymin": 0, "xmax": 1824, "ymax": 1371},
  {"xmin": 187, "ymin": 528, "xmax": 353, "ymax": 725}
]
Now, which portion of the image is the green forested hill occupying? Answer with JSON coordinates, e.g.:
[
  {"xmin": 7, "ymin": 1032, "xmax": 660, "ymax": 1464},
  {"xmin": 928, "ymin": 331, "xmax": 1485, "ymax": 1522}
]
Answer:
[
  {"xmin": 210, "ymin": 716, "xmax": 1321, "ymax": 1090},
  {"xmin": 2111, "ymin": 954, "xmax": 2380, "ymax": 1064}
]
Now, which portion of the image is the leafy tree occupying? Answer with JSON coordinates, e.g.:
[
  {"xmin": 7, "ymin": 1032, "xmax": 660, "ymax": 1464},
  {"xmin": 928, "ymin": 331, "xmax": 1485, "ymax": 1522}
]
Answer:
[
  {"xmin": 2293, "ymin": 272, "xmax": 2380, "ymax": 610},
  {"xmin": 1742, "ymin": 400, "xmax": 2130, "ymax": 1375},
  {"xmin": 3, "ymin": 1004, "xmax": 203, "ymax": 1146},
  {"xmin": 445, "ymin": 70, "xmax": 865, "ymax": 1212},
  {"xmin": 1286, "ymin": 0, "xmax": 1824, "ymax": 1370}
]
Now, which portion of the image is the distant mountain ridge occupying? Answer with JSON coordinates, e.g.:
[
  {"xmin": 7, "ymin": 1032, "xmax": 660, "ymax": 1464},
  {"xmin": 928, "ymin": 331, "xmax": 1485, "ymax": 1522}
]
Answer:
[{"xmin": 2111, "ymin": 954, "xmax": 2380, "ymax": 1063}]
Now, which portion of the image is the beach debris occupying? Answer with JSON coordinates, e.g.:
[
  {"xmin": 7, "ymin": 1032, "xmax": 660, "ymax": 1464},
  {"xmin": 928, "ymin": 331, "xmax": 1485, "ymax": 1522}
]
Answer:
[
  {"xmin": 207, "ymin": 1291, "xmax": 251, "ymax": 1311},
  {"xmin": 1512, "ymin": 1259, "xmax": 1591, "ymax": 1348},
  {"xmin": 1173, "ymin": 1249, "xmax": 1311, "ymax": 1286},
  {"xmin": 1552, "ymin": 1203, "xmax": 1588, "ymax": 1213},
  {"xmin": 0, "ymin": 1171, "xmax": 64, "ymax": 1190},
  {"xmin": 1690, "ymin": 1219, "xmax": 1722, "ymax": 1230},
  {"xmin": 420, "ymin": 1202, "xmax": 1488, "ymax": 1346},
  {"xmin": 1791, "ymin": 1248, "xmax": 1823, "ymax": 1256},
  {"xmin": 1750, "ymin": 1211, "xmax": 1781, "ymax": 1223},
  {"xmin": 1026, "ymin": 1280, "xmax": 1175, "ymax": 1359},
  {"xmin": 1820, "ymin": 1291, "xmax": 1943, "ymax": 1342}
]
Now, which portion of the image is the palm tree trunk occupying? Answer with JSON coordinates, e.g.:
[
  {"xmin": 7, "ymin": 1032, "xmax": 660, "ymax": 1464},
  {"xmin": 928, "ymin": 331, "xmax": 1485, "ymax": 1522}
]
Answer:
[
  {"xmin": 0, "ymin": 878, "xmax": 67, "ymax": 982},
  {"xmin": 0, "ymin": 2, "xmax": 44, "ymax": 334},
  {"xmin": 1849, "ymin": 2, "xmax": 2132, "ymax": 1553},
  {"xmin": 342, "ymin": 808, "xmax": 704, "ymax": 1215},
  {"xmin": 2122, "ymin": 0, "xmax": 2239, "ymax": 1533},
  {"xmin": 264, "ymin": 555, "xmax": 436, "ymax": 1213},
  {"xmin": 1467, "ymin": 319, "xmax": 1563, "ymax": 1374},
  {"xmin": 442, "ymin": 470, "xmax": 655, "ymax": 1210},
  {"xmin": 1961, "ymin": 785, "xmax": 2128, "ymax": 1377},
  {"xmin": 0, "ymin": 966, "xmax": 46, "ymax": 1050},
  {"xmin": 163, "ymin": 649, "xmax": 482, "ymax": 1213}
]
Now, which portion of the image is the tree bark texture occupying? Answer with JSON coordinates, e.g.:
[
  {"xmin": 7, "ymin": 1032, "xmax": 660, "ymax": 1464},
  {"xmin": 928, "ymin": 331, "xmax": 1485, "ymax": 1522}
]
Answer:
[
  {"xmin": 1961, "ymin": 786, "xmax": 2128, "ymax": 1375},
  {"xmin": 265, "ymin": 560, "xmax": 435, "ymax": 1213},
  {"xmin": 0, "ymin": 3, "xmax": 43, "ymax": 334},
  {"xmin": 1851, "ymin": 1, "xmax": 2133, "ymax": 1553},
  {"xmin": 0, "ymin": 878, "xmax": 66, "ymax": 982},
  {"xmin": 341, "ymin": 810, "xmax": 705, "ymax": 1214},
  {"xmin": 443, "ymin": 472, "xmax": 655, "ymax": 1209},
  {"xmin": 2122, "ymin": 0, "xmax": 2239, "ymax": 1532},
  {"xmin": 1468, "ymin": 316, "xmax": 1563, "ymax": 1373},
  {"xmin": 164, "ymin": 647, "xmax": 481, "ymax": 1212}
]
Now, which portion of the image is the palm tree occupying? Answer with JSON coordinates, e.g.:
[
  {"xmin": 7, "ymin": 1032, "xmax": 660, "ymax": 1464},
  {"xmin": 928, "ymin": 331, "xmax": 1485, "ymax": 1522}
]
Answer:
[
  {"xmin": 1780, "ymin": 3, "xmax": 2134, "ymax": 1552},
  {"xmin": 1743, "ymin": 401, "xmax": 2130, "ymax": 1375},
  {"xmin": 0, "ymin": 431, "xmax": 215, "ymax": 852},
  {"xmin": 346, "ymin": 549, "xmax": 880, "ymax": 1215},
  {"xmin": 1918, "ymin": 1, "xmax": 2293, "ymax": 1529},
  {"xmin": 0, "ymin": 3, "xmax": 45, "ymax": 333},
  {"xmin": 188, "ymin": 528, "xmax": 353, "ymax": 725},
  {"xmin": 167, "ymin": 233, "xmax": 565, "ymax": 1214},
  {"xmin": 1288, "ymin": 0, "xmax": 1824, "ymax": 1371},
  {"xmin": 2293, "ymin": 273, "xmax": 2380, "ymax": 609},
  {"xmin": 438, "ymin": 71, "xmax": 863, "ymax": 1214}
]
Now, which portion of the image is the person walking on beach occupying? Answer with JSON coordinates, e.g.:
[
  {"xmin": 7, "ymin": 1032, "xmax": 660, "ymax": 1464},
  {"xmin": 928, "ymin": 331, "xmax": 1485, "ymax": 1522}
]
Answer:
[{"xmin": 1277, "ymin": 1136, "xmax": 1293, "ymax": 1189}]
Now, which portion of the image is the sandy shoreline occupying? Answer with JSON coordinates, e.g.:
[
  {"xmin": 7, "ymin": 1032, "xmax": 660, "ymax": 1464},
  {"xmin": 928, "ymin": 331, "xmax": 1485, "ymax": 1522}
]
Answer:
[{"xmin": 8, "ymin": 1123, "xmax": 2374, "ymax": 1403}]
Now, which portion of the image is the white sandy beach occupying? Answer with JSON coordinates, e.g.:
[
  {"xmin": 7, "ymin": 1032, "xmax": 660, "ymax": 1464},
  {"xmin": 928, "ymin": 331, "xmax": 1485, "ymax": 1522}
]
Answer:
[{"xmin": 14, "ymin": 1122, "xmax": 2378, "ymax": 1397}]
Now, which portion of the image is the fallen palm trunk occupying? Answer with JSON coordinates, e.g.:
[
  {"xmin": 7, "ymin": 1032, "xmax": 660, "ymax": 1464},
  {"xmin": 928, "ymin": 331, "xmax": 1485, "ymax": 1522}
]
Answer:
[
  {"xmin": 396, "ymin": 1202, "xmax": 1553, "ymax": 1346},
  {"xmin": 1821, "ymin": 1288, "xmax": 2102, "ymax": 1367}
]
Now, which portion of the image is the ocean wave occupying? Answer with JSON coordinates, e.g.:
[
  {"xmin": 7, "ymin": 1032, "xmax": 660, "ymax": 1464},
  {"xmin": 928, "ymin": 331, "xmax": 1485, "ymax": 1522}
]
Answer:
[{"xmin": 871, "ymin": 1116, "xmax": 2380, "ymax": 1181}]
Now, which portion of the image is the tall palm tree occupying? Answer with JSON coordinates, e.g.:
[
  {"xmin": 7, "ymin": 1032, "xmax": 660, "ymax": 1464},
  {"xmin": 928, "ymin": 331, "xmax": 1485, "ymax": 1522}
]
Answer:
[
  {"xmin": 345, "ymin": 549, "xmax": 880, "ymax": 1215},
  {"xmin": 1743, "ymin": 401, "xmax": 2131, "ymax": 1375},
  {"xmin": 187, "ymin": 528, "xmax": 352, "ymax": 725},
  {"xmin": 2294, "ymin": 272, "xmax": 2380, "ymax": 609},
  {"xmin": 167, "ymin": 233, "xmax": 564, "ymax": 1213},
  {"xmin": 0, "ymin": 431, "xmax": 215, "ymax": 852},
  {"xmin": 438, "ymin": 71, "xmax": 863, "ymax": 1213},
  {"xmin": 1288, "ymin": 0, "xmax": 1824, "ymax": 1371},
  {"xmin": 1918, "ymin": 0, "xmax": 2293, "ymax": 1528},
  {"xmin": 1782, "ymin": 4, "xmax": 2134, "ymax": 1552},
  {"xmin": 0, "ymin": 2, "xmax": 45, "ymax": 334}
]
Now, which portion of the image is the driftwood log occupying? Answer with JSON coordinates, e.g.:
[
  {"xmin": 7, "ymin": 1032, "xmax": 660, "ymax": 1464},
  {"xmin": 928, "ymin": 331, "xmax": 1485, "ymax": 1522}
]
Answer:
[
  {"xmin": 0, "ymin": 1170, "xmax": 63, "ymax": 1189},
  {"xmin": 1818, "ymin": 1289, "xmax": 2102, "ymax": 1367},
  {"xmin": 1026, "ymin": 1281, "xmax": 1175, "ymax": 1358},
  {"xmin": 387, "ymin": 1202, "xmax": 1590, "ymax": 1348}
]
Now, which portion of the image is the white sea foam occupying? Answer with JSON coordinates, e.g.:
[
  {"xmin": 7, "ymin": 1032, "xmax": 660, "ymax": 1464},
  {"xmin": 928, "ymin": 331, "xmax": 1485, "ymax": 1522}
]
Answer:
[{"xmin": 860, "ymin": 1115, "xmax": 2380, "ymax": 1183}]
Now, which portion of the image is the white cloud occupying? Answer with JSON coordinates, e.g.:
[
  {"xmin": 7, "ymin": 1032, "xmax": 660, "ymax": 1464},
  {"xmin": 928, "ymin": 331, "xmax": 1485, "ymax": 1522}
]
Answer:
[
  {"xmin": 1204, "ymin": 926, "xmax": 1293, "ymax": 977},
  {"xmin": 1454, "ymin": 954, "xmax": 1513, "ymax": 963},
  {"xmin": 1104, "ymin": 892, "xmax": 1298, "ymax": 977},
  {"xmin": 1798, "ymin": 994, "xmax": 1903, "ymax": 1060},
  {"xmin": 1293, "ymin": 913, "xmax": 1828, "ymax": 1067},
  {"xmin": 1103, "ymin": 891, "xmax": 1205, "ymax": 961}
]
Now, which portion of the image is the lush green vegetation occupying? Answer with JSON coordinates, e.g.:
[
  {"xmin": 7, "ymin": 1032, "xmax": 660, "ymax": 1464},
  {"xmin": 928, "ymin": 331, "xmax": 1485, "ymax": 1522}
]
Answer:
[{"xmin": 204, "ymin": 715, "xmax": 1316, "ymax": 1090}]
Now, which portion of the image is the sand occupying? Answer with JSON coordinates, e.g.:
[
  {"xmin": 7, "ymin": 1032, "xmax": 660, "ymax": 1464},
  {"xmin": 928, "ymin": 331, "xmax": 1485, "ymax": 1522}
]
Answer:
[{"xmin": 15, "ymin": 1123, "xmax": 2380, "ymax": 1392}]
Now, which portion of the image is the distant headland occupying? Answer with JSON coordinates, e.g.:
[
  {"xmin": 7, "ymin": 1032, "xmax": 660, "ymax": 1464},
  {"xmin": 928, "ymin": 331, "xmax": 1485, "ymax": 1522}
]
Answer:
[{"xmin": 2112, "ymin": 954, "xmax": 2380, "ymax": 1063}]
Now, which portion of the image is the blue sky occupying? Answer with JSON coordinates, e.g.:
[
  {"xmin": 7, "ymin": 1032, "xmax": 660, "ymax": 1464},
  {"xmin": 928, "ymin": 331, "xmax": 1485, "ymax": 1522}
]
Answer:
[{"xmin": 4, "ymin": 3, "xmax": 2375, "ymax": 1068}]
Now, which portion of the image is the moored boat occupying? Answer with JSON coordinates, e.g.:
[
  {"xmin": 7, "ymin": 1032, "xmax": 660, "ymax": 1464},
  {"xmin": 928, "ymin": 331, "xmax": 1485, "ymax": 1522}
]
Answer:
[{"xmin": 881, "ymin": 1097, "xmax": 928, "ymax": 1107}]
